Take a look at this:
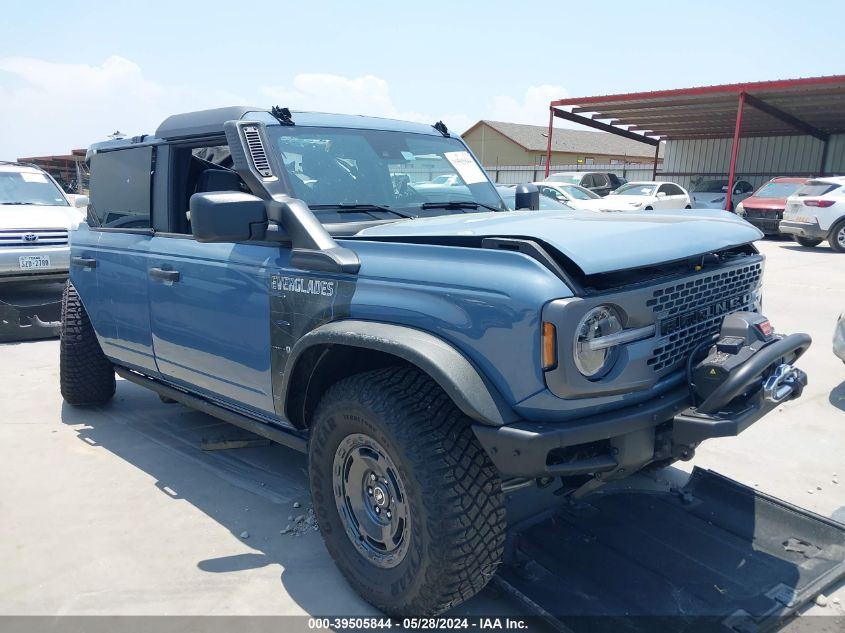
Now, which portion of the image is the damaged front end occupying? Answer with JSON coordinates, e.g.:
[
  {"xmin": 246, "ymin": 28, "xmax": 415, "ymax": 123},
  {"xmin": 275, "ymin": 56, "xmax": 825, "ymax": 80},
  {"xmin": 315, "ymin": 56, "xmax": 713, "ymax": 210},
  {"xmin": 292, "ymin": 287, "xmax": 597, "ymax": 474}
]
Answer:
[{"xmin": 474, "ymin": 244, "xmax": 811, "ymax": 497}]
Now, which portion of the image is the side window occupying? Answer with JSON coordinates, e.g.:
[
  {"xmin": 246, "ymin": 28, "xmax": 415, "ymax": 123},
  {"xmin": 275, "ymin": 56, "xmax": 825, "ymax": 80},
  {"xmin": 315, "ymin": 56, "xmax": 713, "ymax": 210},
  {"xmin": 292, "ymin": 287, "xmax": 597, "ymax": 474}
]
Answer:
[
  {"xmin": 168, "ymin": 142, "xmax": 245, "ymax": 234},
  {"xmin": 581, "ymin": 174, "xmax": 594, "ymax": 188},
  {"xmin": 737, "ymin": 181, "xmax": 753, "ymax": 194},
  {"xmin": 540, "ymin": 186, "xmax": 561, "ymax": 200},
  {"xmin": 88, "ymin": 147, "xmax": 153, "ymax": 229},
  {"xmin": 657, "ymin": 184, "xmax": 671, "ymax": 195},
  {"xmin": 593, "ymin": 173, "xmax": 608, "ymax": 188},
  {"xmin": 668, "ymin": 184, "xmax": 685, "ymax": 196}
]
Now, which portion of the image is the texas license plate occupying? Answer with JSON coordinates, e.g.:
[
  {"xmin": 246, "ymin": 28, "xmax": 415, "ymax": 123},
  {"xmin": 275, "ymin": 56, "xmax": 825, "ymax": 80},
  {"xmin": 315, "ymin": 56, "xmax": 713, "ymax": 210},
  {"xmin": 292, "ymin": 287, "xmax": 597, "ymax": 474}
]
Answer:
[{"xmin": 19, "ymin": 255, "xmax": 51, "ymax": 270}]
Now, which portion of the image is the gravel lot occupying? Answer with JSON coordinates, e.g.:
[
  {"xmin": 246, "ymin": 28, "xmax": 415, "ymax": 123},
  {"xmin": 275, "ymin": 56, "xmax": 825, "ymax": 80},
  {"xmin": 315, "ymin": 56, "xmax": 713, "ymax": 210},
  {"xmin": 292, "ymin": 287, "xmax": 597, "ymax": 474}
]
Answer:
[{"xmin": 1, "ymin": 238, "xmax": 843, "ymax": 621}]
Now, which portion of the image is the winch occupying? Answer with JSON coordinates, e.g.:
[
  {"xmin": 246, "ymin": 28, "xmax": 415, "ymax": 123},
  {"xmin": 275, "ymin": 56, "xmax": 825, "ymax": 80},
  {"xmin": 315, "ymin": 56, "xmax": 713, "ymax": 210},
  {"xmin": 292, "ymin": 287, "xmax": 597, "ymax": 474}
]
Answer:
[{"xmin": 674, "ymin": 312, "xmax": 810, "ymax": 447}]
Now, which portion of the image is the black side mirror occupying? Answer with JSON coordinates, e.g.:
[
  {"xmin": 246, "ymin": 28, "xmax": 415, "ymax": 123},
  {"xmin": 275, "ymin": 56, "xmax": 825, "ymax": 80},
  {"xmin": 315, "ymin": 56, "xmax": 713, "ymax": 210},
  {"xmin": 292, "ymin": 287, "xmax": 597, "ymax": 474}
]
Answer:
[
  {"xmin": 190, "ymin": 192, "xmax": 268, "ymax": 243},
  {"xmin": 514, "ymin": 184, "xmax": 540, "ymax": 210}
]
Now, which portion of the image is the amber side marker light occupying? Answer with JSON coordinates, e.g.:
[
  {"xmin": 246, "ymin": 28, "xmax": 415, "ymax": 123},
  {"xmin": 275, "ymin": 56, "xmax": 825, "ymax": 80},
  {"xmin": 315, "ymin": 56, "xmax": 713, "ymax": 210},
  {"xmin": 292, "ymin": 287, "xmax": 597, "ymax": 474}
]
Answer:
[{"xmin": 542, "ymin": 322, "xmax": 558, "ymax": 370}]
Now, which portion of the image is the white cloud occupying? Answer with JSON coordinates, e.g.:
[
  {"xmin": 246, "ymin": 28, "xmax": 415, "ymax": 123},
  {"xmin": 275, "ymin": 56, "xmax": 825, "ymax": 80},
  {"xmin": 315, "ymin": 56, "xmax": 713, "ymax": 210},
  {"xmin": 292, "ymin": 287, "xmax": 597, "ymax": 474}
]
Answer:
[
  {"xmin": 0, "ymin": 58, "xmax": 572, "ymax": 159},
  {"xmin": 261, "ymin": 73, "xmax": 473, "ymax": 136},
  {"xmin": 0, "ymin": 56, "xmax": 244, "ymax": 158},
  {"xmin": 490, "ymin": 84, "xmax": 570, "ymax": 126}
]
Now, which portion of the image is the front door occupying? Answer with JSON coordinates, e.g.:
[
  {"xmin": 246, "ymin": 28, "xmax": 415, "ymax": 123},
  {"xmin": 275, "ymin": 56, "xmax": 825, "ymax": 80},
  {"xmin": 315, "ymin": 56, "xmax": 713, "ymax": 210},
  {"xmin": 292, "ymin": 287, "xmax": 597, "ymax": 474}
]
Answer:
[{"xmin": 146, "ymin": 237, "xmax": 283, "ymax": 416}]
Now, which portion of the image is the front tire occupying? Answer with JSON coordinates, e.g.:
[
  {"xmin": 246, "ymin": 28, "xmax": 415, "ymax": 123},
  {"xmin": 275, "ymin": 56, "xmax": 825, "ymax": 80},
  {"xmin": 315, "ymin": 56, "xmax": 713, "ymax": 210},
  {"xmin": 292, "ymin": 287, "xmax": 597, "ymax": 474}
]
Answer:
[
  {"xmin": 793, "ymin": 236, "xmax": 822, "ymax": 248},
  {"xmin": 60, "ymin": 283, "xmax": 115, "ymax": 405},
  {"xmin": 308, "ymin": 367, "xmax": 506, "ymax": 616},
  {"xmin": 830, "ymin": 219, "xmax": 845, "ymax": 253}
]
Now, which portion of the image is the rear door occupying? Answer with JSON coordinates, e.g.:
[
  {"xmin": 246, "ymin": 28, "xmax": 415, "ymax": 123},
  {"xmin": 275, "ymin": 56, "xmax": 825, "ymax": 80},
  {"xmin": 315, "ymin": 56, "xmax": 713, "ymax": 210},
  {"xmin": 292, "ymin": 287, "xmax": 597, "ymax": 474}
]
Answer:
[
  {"xmin": 75, "ymin": 145, "xmax": 157, "ymax": 373},
  {"xmin": 659, "ymin": 183, "xmax": 687, "ymax": 209}
]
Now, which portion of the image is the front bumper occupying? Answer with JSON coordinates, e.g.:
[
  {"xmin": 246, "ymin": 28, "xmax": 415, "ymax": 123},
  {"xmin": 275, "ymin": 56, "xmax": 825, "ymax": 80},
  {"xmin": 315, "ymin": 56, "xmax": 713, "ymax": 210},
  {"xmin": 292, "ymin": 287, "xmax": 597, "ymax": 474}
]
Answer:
[
  {"xmin": 0, "ymin": 246, "xmax": 69, "ymax": 282},
  {"xmin": 474, "ymin": 329, "xmax": 810, "ymax": 479},
  {"xmin": 779, "ymin": 219, "xmax": 827, "ymax": 240},
  {"xmin": 745, "ymin": 216, "xmax": 782, "ymax": 234}
]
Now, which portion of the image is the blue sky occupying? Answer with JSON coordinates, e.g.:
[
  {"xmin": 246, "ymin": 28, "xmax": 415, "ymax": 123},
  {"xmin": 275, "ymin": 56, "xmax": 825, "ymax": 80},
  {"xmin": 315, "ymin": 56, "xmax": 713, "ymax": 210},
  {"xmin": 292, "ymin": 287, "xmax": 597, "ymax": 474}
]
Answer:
[{"xmin": 1, "ymin": 0, "xmax": 843, "ymax": 157}]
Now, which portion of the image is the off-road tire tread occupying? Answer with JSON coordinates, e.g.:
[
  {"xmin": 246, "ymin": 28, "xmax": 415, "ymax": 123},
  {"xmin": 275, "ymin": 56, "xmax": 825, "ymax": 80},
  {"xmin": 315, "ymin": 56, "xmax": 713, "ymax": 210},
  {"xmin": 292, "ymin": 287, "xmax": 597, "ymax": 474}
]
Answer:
[
  {"xmin": 310, "ymin": 366, "xmax": 506, "ymax": 616},
  {"xmin": 60, "ymin": 282, "xmax": 115, "ymax": 405}
]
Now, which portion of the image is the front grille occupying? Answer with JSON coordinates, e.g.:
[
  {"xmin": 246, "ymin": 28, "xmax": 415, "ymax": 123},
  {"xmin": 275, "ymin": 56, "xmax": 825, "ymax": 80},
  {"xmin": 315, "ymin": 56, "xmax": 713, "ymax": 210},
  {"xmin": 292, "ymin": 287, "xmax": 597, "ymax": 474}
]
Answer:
[
  {"xmin": 646, "ymin": 262, "xmax": 762, "ymax": 372},
  {"xmin": 0, "ymin": 229, "xmax": 69, "ymax": 248},
  {"xmin": 744, "ymin": 208, "xmax": 782, "ymax": 220}
]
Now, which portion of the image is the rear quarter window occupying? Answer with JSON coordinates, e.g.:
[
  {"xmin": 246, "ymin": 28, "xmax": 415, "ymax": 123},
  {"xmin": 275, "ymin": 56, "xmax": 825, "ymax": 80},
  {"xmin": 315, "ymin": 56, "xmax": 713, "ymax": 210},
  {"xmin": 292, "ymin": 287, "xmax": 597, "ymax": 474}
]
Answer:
[
  {"xmin": 88, "ymin": 147, "xmax": 153, "ymax": 228},
  {"xmin": 795, "ymin": 181, "xmax": 840, "ymax": 197}
]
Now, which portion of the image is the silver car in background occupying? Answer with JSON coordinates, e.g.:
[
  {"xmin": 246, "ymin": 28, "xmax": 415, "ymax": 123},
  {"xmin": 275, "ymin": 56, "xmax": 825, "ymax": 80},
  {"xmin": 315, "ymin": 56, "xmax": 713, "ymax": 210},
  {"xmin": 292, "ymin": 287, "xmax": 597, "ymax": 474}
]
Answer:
[{"xmin": 0, "ymin": 161, "xmax": 86, "ymax": 284}]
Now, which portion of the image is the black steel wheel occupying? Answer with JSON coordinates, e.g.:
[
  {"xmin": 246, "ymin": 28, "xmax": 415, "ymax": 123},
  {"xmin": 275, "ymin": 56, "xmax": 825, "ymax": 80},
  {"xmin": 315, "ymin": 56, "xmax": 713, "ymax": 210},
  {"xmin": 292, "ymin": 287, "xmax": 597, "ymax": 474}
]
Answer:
[{"xmin": 333, "ymin": 432, "xmax": 410, "ymax": 568}]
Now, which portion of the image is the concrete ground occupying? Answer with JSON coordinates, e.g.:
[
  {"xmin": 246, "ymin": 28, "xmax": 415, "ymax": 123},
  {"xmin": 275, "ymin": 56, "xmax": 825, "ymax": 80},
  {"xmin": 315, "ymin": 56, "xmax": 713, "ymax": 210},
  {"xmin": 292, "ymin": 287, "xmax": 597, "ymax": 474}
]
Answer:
[{"xmin": 0, "ymin": 239, "xmax": 843, "ymax": 623}]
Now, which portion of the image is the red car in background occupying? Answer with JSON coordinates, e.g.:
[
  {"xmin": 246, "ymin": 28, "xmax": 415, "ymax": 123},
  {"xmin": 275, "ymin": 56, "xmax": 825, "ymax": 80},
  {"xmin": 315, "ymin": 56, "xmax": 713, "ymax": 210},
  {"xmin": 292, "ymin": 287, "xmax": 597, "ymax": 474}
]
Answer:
[{"xmin": 735, "ymin": 177, "xmax": 807, "ymax": 235}]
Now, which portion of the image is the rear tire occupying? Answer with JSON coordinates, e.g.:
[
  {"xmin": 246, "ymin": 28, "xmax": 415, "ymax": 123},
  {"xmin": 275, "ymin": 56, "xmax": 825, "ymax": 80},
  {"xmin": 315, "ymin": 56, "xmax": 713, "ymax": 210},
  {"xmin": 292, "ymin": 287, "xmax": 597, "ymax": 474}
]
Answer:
[
  {"xmin": 793, "ymin": 236, "xmax": 822, "ymax": 248},
  {"xmin": 308, "ymin": 366, "xmax": 506, "ymax": 616},
  {"xmin": 60, "ymin": 283, "xmax": 115, "ymax": 405},
  {"xmin": 829, "ymin": 219, "xmax": 845, "ymax": 253}
]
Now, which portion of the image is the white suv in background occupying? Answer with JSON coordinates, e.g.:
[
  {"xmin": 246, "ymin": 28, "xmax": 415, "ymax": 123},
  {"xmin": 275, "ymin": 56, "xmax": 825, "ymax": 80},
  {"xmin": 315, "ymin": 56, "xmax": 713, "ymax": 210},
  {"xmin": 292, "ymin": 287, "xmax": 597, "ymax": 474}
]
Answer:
[
  {"xmin": 780, "ymin": 176, "xmax": 845, "ymax": 252},
  {"xmin": 0, "ymin": 162, "xmax": 87, "ymax": 283}
]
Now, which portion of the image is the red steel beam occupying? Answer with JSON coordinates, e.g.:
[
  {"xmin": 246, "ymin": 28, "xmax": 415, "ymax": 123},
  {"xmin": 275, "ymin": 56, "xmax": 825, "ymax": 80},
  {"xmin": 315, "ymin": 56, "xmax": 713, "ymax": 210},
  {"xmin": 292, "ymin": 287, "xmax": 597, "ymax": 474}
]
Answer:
[
  {"xmin": 726, "ymin": 92, "xmax": 746, "ymax": 212},
  {"xmin": 544, "ymin": 107, "xmax": 554, "ymax": 178}
]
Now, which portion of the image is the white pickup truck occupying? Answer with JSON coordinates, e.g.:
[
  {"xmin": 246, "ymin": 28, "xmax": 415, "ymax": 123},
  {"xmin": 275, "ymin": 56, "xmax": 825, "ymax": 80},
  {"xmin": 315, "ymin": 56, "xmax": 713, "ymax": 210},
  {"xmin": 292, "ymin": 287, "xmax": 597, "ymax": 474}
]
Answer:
[{"xmin": 0, "ymin": 161, "xmax": 87, "ymax": 284}]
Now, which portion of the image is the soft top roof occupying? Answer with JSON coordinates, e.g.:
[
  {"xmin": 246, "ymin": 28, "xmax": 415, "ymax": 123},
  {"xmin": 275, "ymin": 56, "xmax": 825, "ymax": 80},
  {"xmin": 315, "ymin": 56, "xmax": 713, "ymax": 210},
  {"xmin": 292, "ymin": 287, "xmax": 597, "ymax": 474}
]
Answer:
[{"xmin": 154, "ymin": 106, "xmax": 443, "ymax": 141}]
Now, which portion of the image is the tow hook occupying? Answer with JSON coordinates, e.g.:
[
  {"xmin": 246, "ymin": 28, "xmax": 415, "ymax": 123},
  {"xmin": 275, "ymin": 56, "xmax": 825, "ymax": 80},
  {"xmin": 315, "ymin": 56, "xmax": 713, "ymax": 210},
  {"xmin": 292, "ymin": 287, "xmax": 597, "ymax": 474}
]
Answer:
[{"xmin": 763, "ymin": 363, "xmax": 806, "ymax": 404}]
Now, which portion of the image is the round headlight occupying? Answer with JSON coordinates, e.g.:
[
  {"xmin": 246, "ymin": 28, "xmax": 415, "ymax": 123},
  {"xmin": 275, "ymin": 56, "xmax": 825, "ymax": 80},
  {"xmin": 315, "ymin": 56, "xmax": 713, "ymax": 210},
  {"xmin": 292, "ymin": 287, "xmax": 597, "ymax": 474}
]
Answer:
[{"xmin": 574, "ymin": 305, "xmax": 623, "ymax": 379}]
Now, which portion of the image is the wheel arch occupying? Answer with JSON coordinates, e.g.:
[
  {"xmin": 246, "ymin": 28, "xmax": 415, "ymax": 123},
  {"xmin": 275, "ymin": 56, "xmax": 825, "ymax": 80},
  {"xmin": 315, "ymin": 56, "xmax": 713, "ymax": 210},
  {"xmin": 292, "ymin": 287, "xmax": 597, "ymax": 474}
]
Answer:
[{"xmin": 280, "ymin": 320, "xmax": 519, "ymax": 430}]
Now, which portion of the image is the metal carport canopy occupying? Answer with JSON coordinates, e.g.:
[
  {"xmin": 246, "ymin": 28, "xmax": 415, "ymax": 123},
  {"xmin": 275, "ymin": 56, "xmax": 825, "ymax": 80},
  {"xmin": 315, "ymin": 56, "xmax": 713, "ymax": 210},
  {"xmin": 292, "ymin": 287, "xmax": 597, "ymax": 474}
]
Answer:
[{"xmin": 544, "ymin": 75, "xmax": 845, "ymax": 208}]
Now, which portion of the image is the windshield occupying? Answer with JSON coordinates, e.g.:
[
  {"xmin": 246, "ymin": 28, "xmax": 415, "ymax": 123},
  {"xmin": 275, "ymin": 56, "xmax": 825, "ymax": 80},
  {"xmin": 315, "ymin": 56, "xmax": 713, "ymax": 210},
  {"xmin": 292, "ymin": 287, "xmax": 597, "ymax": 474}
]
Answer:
[
  {"xmin": 692, "ymin": 179, "xmax": 728, "ymax": 193},
  {"xmin": 497, "ymin": 188, "xmax": 573, "ymax": 211},
  {"xmin": 560, "ymin": 185, "xmax": 600, "ymax": 200},
  {"xmin": 268, "ymin": 126, "xmax": 504, "ymax": 220},
  {"xmin": 544, "ymin": 173, "xmax": 581, "ymax": 185},
  {"xmin": 754, "ymin": 182, "xmax": 803, "ymax": 199},
  {"xmin": 613, "ymin": 183, "xmax": 656, "ymax": 196},
  {"xmin": 0, "ymin": 171, "xmax": 69, "ymax": 206}
]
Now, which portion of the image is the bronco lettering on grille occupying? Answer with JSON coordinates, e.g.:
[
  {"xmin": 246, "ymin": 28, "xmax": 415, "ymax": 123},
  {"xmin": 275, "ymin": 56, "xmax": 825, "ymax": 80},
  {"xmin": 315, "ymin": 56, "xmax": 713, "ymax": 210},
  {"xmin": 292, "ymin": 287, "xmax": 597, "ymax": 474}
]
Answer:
[{"xmin": 660, "ymin": 293, "xmax": 751, "ymax": 336}]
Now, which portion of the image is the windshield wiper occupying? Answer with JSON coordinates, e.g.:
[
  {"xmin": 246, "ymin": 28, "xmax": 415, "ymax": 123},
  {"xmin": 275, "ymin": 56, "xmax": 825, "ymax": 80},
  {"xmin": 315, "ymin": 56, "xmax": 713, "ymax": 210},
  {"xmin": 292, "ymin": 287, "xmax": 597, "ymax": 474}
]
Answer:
[
  {"xmin": 420, "ymin": 200, "xmax": 503, "ymax": 213},
  {"xmin": 310, "ymin": 203, "xmax": 416, "ymax": 219},
  {"xmin": 0, "ymin": 202, "xmax": 40, "ymax": 205}
]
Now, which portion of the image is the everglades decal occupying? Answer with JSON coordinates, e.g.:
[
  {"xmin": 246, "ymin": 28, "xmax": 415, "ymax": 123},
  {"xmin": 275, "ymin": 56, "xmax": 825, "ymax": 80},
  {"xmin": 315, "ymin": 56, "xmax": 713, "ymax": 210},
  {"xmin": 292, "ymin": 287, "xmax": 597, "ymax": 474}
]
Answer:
[
  {"xmin": 271, "ymin": 275, "xmax": 336, "ymax": 297},
  {"xmin": 268, "ymin": 272, "xmax": 356, "ymax": 418}
]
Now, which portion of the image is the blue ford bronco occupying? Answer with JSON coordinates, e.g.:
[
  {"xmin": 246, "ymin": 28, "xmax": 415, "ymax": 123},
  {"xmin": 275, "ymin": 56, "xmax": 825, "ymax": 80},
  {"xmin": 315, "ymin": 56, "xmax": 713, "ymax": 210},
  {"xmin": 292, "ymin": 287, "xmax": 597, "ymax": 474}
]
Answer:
[{"xmin": 61, "ymin": 106, "xmax": 811, "ymax": 616}]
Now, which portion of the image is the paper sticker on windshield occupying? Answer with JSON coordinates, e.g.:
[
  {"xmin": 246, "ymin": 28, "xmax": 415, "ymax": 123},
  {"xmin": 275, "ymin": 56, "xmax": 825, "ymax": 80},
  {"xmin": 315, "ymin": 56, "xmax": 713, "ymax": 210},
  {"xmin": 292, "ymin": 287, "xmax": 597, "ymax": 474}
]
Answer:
[
  {"xmin": 444, "ymin": 151, "xmax": 487, "ymax": 185},
  {"xmin": 21, "ymin": 172, "xmax": 49, "ymax": 183}
]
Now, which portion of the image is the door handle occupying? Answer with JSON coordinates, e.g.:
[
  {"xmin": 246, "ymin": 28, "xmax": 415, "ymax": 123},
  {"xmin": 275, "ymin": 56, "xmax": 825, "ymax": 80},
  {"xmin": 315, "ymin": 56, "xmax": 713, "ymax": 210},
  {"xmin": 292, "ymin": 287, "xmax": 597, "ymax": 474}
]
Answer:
[
  {"xmin": 149, "ymin": 268, "xmax": 181, "ymax": 282},
  {"xmin": 71, "ymin": 256, "xmax": 97, "ymax": 269}
]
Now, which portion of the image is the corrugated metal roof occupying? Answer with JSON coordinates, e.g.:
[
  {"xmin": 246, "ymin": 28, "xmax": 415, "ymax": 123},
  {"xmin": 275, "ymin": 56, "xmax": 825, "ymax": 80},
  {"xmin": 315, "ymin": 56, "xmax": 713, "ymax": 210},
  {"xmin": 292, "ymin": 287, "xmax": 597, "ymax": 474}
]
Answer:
[
  {"xmin": 550, "ymin": 75, "xmax": 845, "ymax": 140},
  {"xmin": 468, "ymin": 120, "xmax": 662, "ymax": 158}
]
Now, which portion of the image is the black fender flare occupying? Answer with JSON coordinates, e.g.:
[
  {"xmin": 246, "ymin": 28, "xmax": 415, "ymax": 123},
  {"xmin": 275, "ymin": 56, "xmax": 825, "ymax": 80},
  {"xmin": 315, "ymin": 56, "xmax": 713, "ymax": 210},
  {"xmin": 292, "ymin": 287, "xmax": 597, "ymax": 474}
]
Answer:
[{"xmin": 281, "ymin": 320, "xmax": 519, "ymax": 426}]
